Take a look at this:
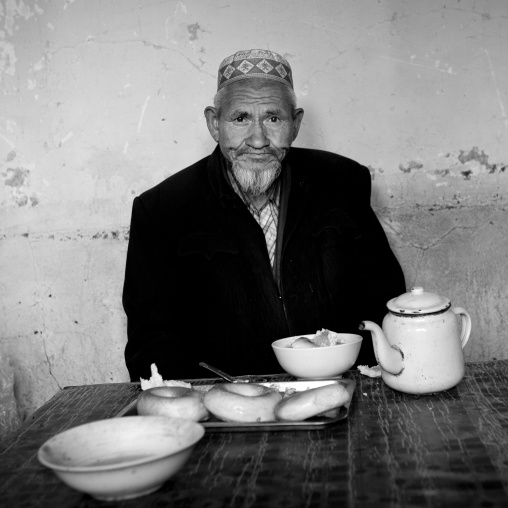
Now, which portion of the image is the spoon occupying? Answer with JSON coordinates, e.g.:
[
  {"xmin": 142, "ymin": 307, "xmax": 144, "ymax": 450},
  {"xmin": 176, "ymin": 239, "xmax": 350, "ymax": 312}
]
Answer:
[{"xmin": 199, "ymin": 362, "xmax": 249, "ymax": 383}]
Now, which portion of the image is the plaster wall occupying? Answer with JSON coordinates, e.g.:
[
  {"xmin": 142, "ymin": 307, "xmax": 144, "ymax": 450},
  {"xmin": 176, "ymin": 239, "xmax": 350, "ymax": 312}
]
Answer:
[{"xmin": 0, "ymin": 0, "xmax": 507, "ymax": 422}]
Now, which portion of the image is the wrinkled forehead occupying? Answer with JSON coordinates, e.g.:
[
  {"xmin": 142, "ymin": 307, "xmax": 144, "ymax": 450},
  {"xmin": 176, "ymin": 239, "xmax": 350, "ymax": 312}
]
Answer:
[{"xmin": 219, "ymin": 79, "xmax": 294, "ymax": 112}]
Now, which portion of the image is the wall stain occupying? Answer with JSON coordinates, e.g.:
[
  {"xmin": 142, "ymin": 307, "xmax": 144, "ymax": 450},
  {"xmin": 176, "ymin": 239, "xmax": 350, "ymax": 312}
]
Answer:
[
  {"xmin": 427, "ymin": 204, "xmax": 463, "ymax": 211},
  {"xmin": 400, "ymin": 148, "xmax": 508, "ymax": 182},
  {"xmin": 15, "ymin": 229, "xmax": 130, "ymax": 241},
  {"xmin": 187, "ymin": 23, "xmax": 201, "ymax": 41},
  {"xmin": 458, "ymin": 146, "xmax": 490, "ymax": 168},
  {"xmin": 458, "ymin": 146, "xmax": 507, "ymax": 173},
  {"xmin": 3, "ymin": 167, "xmax": 30, "ymax": 187},
  {"xmin": 461, "ymin": 169, "xmax": 473, "ymax": 180},
  {"xmin": 399, "ymin": 161, "xmax": 423, "ymax": 173},
  {"xmin": 2, "ymin": 167, "xmax": 40, "ymax": 206},
  {"xmin": 90, "ymin": 229, "xmax": 129, "ymax": 241}
]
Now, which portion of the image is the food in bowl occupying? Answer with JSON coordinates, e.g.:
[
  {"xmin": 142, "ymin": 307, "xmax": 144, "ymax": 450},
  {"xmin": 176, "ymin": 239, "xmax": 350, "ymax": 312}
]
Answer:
[
  {"xmin": 288, "ymin": 329, "xmax": 347, "ymax": 348},
  {"xmin": 272, "ymin": 331, "xmax": 363, "ymax": 379}
]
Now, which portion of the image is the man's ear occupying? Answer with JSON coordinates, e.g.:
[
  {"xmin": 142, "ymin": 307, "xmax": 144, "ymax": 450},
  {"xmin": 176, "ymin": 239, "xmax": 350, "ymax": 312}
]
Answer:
[
  {"xmin": 291, "ymin": 108, "xmax": 304, "ymax": 142},
  {"xmin": 204, "ymin": 106, "xmax": 220, "ymax": 143}
]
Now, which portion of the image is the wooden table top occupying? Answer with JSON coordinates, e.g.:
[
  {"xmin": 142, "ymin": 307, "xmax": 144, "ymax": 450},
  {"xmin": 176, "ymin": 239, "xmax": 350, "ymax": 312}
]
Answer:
[{"xmin": 2, "ymin": 361, "xmax": 508, "ymax": 507}]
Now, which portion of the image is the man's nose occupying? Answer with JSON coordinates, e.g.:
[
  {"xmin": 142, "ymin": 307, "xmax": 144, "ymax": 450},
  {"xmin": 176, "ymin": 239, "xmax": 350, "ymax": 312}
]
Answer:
[{"xmin": 246, "ymin": 120, "xmax": 269, "ymax": 148}]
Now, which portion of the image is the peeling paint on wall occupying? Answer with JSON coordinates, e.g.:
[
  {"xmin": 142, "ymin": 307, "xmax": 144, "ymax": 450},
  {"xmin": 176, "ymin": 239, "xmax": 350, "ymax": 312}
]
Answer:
[
  {"xmin": 458, "ymin": 147, "xmax": 507, "ymax": 173},
  {"xmin": 91, "ymin": 229, "xmax": 130, "ymax": 241},
  {"xmin": 397, "ymin": 148, "xmax": 507, "ymax": 181},
  {"xmin": 2, "ymin": 166, "xmax": 39, "ymax": 207},
  {"xmin": 11, "ymin": 228, "xmax": 131, "ymax": 242},
  {"xmin": 399, "ymin": 161, "xmax": 423, "ymax": 173},
  {"xmin": 187, "ymin": 23, "xmax": 201, "ymax": 41},
  {"xmin": 0, "ymin": 0, "xmax": 43, "ymax": 80},
  {"xmin": 0, "ymin": 38, "xmax": 17, "ymax": 78},
  {"xmin": 3, "ymin": 167, "xmax": 29, "ymax": 188},
  {"xmin": 2, "ymin": 0, "xmax": 36, "ymax": 35}
]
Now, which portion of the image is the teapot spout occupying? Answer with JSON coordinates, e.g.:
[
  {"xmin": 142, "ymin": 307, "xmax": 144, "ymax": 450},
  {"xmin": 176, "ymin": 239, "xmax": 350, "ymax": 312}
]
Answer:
[{"xmin": 359, "ymin": 321, "xmax": 404, "ymax": 376}]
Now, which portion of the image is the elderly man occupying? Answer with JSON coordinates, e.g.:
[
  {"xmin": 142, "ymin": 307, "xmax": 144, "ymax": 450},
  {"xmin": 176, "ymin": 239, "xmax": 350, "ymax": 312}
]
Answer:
[{"xmin": 123, "ymin": 49, "xmax": 405, "ymax": 381}]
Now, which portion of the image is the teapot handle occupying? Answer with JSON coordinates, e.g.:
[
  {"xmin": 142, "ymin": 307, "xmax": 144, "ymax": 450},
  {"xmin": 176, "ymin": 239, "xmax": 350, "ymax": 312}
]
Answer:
[{"xmin": 451, "ymin": 307, "xmax": 472, "ymax": 348}]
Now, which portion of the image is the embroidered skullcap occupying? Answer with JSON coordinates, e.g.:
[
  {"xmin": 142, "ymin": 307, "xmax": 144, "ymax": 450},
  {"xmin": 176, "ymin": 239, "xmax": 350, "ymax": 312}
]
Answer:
[{"xmin": 217, "ymin": 49, "xmax": 293, "ymax": 91}]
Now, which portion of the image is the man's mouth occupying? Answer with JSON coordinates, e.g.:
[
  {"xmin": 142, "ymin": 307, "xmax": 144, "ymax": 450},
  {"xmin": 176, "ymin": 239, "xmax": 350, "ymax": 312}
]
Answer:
[{"xmin": 236, "ymin": 152, "xmax": 277, "ymax": 160}]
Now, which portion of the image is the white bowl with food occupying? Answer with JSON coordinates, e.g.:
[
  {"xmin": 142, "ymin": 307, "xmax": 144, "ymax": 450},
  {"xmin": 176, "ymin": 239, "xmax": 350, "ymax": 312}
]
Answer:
[
  {"xmin": 271, "ymin": 329, "xmax": 363, "ymax": 379},
  {"xmin": 38, "ymin": 416, "xmax": 204, "ymax": 501}
]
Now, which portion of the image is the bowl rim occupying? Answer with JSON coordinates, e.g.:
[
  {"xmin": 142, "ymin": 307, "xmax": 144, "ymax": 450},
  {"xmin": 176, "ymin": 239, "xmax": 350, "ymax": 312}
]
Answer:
[
  {"xmin": 271, "ymin": 333, "xmax": 363, "ymax": 350},
  {"xmin": 37, "ymin": 416, "xmax": 205, "ymax": 473}
]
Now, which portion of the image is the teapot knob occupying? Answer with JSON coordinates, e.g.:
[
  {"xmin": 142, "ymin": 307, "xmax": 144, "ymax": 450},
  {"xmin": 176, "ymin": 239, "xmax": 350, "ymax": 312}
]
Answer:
[{"xmin": 411, "ymin": 287, "xmax": 424, "ymax": 295}]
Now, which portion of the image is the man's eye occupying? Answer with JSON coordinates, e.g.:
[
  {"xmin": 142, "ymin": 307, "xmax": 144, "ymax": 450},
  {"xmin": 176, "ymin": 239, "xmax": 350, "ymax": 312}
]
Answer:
[
  {"xmin": 234, "ymin": 116, "xmax": 245, "ymax": 123},
  {"xmin": 268, "ymin": 116, "xmax": 280, "ymax": 123}
]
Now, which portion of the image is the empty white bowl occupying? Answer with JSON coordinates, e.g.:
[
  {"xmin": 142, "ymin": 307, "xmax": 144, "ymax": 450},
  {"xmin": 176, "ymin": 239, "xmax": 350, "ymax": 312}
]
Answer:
[
  {"xmin": 38, "ymin": 416, "xmax": 204, "ymax": 501},
  {"xmin": 272, "ymin": 333, "xmax": 363, "ymax": 378}
]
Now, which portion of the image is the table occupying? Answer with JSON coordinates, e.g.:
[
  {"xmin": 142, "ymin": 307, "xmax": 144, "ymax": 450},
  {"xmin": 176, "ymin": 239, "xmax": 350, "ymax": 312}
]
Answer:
[{"xmin": 2, "ymin": 361, "xmax": 508, "ymax": 507}]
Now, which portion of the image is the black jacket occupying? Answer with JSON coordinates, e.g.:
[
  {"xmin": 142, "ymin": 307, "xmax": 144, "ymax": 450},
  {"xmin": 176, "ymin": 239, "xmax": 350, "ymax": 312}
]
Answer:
[{"xmin": 123, "ymin": 146, "xmax": 406, "ymax": 381}]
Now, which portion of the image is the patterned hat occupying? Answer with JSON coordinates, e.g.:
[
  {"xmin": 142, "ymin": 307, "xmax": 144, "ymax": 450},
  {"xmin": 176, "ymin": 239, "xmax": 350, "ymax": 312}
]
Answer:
[{"xmin": 217, "ymin": 49, "xmax": 293, "ymax": 91}]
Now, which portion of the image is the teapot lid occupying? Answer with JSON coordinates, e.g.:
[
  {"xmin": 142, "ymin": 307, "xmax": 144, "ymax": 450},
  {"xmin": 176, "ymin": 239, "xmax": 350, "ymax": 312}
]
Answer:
[{"xmin": 387, "ymin": 287, "xmax": 451, "ymax": 315}]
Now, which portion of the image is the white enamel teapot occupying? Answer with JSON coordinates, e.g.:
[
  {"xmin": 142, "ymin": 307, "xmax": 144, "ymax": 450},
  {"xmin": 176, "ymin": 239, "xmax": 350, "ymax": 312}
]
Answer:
[{"xmin": 360, "ymin": 287, "xmax": 472, "ymax": 394}]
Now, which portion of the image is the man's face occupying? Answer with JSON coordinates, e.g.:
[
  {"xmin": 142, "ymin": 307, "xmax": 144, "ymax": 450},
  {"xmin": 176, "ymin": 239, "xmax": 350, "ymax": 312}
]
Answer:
[{"xmin": 205, "ymin": 80, "xmax": 304, "ymax": 195}]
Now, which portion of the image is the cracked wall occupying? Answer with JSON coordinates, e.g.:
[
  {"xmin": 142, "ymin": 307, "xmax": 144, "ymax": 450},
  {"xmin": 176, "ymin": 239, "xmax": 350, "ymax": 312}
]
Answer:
[{"xmin": 0, "ymin": 0, "xmax": 507, "ymax": 421}]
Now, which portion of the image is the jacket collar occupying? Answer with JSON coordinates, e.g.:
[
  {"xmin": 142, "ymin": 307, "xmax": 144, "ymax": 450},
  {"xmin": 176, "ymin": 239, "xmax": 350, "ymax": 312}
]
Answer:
[{"xmin": 207, "ymin": 145, "xmax": 236, "ymax": 206}]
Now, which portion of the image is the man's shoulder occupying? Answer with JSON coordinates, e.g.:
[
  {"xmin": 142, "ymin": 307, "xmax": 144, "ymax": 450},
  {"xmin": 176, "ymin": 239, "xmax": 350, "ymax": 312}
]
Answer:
[
  {"xmin": 137, "ymin": 153, "xmax": 211, "ymax": 205},
  {"xmin": 289, "ymin": 147, "xmax": 370, "ymax": 183}
]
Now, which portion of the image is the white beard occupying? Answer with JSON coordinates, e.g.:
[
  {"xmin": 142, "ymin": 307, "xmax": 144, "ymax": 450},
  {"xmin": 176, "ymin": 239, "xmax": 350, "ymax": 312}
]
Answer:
[{"xmin": 231, "ymin": 159, "xmax": 282, "ymax": 196}]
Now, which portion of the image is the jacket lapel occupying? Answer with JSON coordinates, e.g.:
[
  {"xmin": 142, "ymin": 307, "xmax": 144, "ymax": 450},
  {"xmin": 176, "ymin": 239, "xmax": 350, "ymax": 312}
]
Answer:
[{"xmin": 282, "ymin": 149, "xmax": 311, "ymax": 253}]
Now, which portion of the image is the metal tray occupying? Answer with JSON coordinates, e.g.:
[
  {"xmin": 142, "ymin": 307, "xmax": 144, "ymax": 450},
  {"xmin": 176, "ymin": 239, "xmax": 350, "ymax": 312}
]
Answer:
[{"xmin": 115, "ymin": 378, "xmax": 356, "ymax": 432}]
